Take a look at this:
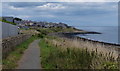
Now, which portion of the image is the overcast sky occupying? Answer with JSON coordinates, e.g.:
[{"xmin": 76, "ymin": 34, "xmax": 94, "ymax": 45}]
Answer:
[
  {"xmin": 2, "ymin": 2, "xmax": 118, "ymax": 26},
  {"xmin": 1, "ymin": 0, "xmax": 119, "ymax": 2}
]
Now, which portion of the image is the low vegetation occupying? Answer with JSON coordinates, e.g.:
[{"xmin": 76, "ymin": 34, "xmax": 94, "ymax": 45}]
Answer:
[
  {"xmin": 37, "ymin": 27, "xmax": 79, "ymax": 35},
  {"xmin": 0, "ymin": 18, "xmax": 16, "ymax": 25},
  {"xmin": 40, "ymin": 36, "xmax": 119, "ymax": 69},
  {"xmin": 2, "ymin": 24, "xmax": 119, "ymax": 69},
  {"xmin": 2, "ymin": 35, "xmax": 38, "ymax": 69}
]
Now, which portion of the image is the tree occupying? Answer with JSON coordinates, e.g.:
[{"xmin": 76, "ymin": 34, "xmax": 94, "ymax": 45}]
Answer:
[{"xmin": 14, "ymin": 18, "xmax": 22, "ymax": 21}]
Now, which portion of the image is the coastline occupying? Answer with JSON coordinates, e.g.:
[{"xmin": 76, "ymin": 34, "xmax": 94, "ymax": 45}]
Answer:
[
  {"xmin": 48, "ymin": 32, "xmax": 120, "ymax": 60},
  {"xmin": 48, "ymin": 32, "xmax": 120, "ymax": 59},
  {"xmin": 50, "ymin": 32, "xmax": 120, "ymax": 47}
]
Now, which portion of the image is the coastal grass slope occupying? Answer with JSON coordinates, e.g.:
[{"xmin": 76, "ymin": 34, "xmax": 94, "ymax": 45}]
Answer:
[{"xmin": 40, "ymin": 36, "xmax": 119, "ymax": 69}]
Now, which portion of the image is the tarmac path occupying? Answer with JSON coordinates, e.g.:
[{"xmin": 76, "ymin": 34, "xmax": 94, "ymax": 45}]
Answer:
[{"xmin": 17, "ymin": 39, "xmax": 41, "ymax": 69}]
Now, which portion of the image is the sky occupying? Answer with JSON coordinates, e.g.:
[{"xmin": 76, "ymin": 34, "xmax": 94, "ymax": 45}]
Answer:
[
  {"xmin": 1, "ymin": 0, "xmax": 119, "ymax": 2},
  {"xmin": 1, "ymin": 2, "xmax": 118, "ymax": 27}
]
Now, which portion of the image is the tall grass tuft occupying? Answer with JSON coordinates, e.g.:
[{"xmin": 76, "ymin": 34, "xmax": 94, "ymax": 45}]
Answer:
[{"xmin": 40, "ymin": 36, "xmax": 119, "ymax": 69}]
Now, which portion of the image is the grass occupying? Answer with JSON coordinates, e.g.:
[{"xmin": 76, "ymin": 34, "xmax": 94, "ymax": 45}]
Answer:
[
  {"xmin": 37, "ymin": 27, "xmax": 78, "ymax": 35},
  {"xmin": 39, "ymin": 39, "xmax": 57, "ymax": 69},
  {"xmin": 2, "ymin": 35, "xmax": 38, "ymax": 69},
  {"xmin": 0, "ymin": 19, "xmax": 16, "ymax": 25},
  {"xmin": 40, "ymin": 36, "xmax": 119, "ymax": 69}
]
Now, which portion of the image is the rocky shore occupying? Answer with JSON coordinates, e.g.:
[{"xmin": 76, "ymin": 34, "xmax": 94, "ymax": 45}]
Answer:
[
  {"xmin": 61, "ymin": 31, "xmax": 101, "ymax": 35},
  {"xmin": 50, "ymin": 32, "xmax": 120, "ymax": 47},
  {"xmin": 48, "ymin": 32, "xmax": 120, "ymax": 56}
]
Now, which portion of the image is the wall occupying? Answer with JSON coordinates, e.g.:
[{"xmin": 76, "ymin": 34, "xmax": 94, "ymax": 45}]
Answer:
[
  {"xmin": 2, "ymin": 34, "xmax": 31, "ymax": 59},
  {"xmin": 0, "ymin": 21, "xmax": 19, "ymax": 39}
]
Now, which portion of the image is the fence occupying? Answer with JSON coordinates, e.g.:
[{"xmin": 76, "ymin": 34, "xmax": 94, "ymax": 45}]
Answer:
[{"xmin": 0, "ymin": 21, "xmax": 19, "ymax": 39}]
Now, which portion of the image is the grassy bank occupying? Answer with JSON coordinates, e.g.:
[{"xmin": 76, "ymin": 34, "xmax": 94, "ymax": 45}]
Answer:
[
  {"xmin": 2, "ymin": 35, "xmax": 38, "ymax": 69},
  {"xmin": 0, "ymin": 19, "xmax": 16, "ymax": 25},
  {"xmin": 37, "ymin": 27, "xmax": 83, "ymax": 35},
  {"xmin": 40, "ymin": 36, "xmax": 119, "ymax": 69}
]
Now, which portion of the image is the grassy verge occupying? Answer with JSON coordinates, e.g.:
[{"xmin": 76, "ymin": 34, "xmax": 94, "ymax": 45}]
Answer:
[
  {"xmin": 0, "ymin": 19, "xmax": 16, "ymax": 25},
  {"xmin": 40, "ymin": 38, "xmax": 59, "ymax": 69},
  {"xmin": 2, "ymin": 35, "xmax": 38, "ymax": 69},
  {"xmin": 40, "ymin": 36, "xmax": 118, "ymax": 69}
]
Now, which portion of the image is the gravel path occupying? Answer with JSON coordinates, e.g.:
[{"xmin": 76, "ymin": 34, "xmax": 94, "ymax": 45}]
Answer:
[{"xmin": 17, "ymin": 39, "xmax": 41, "ymax": 69}]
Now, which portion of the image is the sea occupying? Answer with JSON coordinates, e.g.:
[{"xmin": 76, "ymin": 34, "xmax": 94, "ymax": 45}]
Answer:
[{"xmin": 74, "ymin": 26, "xmax": 119, "ymax": 44}]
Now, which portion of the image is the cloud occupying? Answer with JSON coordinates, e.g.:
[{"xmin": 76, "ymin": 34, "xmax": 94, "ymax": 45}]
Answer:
[
  {"xmin": 1, "ymin": 0, "xmax": 44, "ymax": 2},
  {"xmin": 36, "ymin": 3, "xmax": 65, "ymax": 9},
  {"xmin": 1, "ymin": 0, "xmax": 119, "ymax": 2},
  {"xmin": 2, "ymin": 2, "xmax": 117, "ymax": 16},
  {"xmin": 5, "ymin": 15, "xmax": 31, "ymax": 18},
  {"xmin": 2, "ymin": 2, "xmax": 118, "ymax": 26},
  {"xmin": 9, "ymin": 6, "xmax": 24, "ymax": 10},
  {"xmin": 7, "ymin": 2, "xmax": 46, "ymax": 8}
]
